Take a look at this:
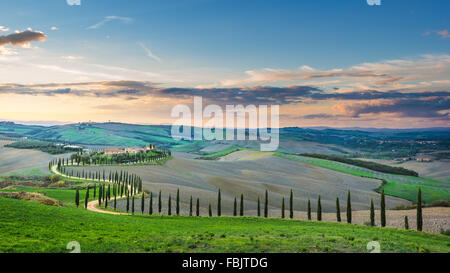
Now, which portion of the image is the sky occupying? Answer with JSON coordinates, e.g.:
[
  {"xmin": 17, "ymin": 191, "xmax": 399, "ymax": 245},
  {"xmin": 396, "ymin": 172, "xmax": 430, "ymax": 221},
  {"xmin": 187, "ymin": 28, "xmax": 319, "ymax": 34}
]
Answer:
[{"xmin": 0, "ymin": 0, "xmax": 449, "ymax": 128}]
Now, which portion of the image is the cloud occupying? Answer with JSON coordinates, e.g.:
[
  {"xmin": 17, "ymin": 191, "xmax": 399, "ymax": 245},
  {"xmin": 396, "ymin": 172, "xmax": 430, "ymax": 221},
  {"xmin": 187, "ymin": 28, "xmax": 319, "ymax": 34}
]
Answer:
[
  {"xmin": 0, "ymin": 47, "xmax": 17, "ymax": 55},
  {"xmin": 87, "ymin": 16, "xmax": 132, "ymax": 29},
  {"xmin": 221, "ymin": 55, "xmax": 450, "ymax": 93},
  {"xmin": 67, "ymin": 0, "xmax": 81, "ymax": 6},
  {"xmin": 1, "ymin": 80, "xmax": 449, "ymax": 124},
  {"xmin": 138, "ymin": 42, "xmax": 162, "ymax": 63},
  {"xmin": 335, "ymin": 97, "xmax": 450, "ymax": 119},
  {"xmin": 0, "ymin": 30, "xmax": 47, "ymax": 47},
  {"xmin": 0, "ymin": 26, "xmax": 9, "ymax": 32},
  {"xmin": 437, "ymin": 30, "xmax": 450, "ymax": 39},
  {"xmin": 61, "ymin": 55, "xmax": 84, "ymax": 61},
  {"xmin": 51, "ymin": 26, "xmax": 59, "ymax": 31}
]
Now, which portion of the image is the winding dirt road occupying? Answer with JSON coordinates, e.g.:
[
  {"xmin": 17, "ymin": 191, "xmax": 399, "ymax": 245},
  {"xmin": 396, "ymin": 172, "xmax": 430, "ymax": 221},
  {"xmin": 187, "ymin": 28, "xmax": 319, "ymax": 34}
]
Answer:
[{"xmin": 51, "ymin": 165, "xmax": 128, "ymax": 215}]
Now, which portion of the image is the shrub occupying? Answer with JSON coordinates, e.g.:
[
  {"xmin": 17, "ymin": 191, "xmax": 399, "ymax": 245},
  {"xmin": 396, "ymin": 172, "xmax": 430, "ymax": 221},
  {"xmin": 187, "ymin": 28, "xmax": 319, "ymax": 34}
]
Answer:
[
  {"xmin": 50, "ymin": 175, "xmax": 61, "ymax": 184},
  {"xmin": 440, "ymin": 229, "xmax": 450, "ymax": 236}
]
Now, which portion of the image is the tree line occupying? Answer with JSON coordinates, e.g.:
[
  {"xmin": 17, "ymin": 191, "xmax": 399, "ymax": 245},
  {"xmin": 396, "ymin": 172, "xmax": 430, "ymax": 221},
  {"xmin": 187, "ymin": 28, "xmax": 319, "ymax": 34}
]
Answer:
[
  {"xmin": 67, "ymin": 149, "xmax": 170, "ymax": 166},
  {"xmin": 76, "ymin": 184, "xmax": 425, "ymax": 232},
  {"xmin": 301, "ymin": 153, "xmax": 419, "ymax": 177}
]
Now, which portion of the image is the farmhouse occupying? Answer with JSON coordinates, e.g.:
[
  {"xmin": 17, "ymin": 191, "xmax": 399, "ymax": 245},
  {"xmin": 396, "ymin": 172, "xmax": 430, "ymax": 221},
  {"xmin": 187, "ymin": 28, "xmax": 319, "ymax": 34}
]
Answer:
[{"xmin": 104, "ymin": 144, "xmax": 155, "ymax": 156}]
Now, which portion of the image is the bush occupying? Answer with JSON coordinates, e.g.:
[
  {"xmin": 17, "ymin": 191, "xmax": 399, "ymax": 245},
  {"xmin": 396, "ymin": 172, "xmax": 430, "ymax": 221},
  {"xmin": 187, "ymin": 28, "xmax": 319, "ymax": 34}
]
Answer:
[
  {"xmin": 50, "ymin": 175, "xmax": 61, "ymax": 183},
  {"xmin": 440, "ymin": 229, "xmax": 450, "ymax": 236}
]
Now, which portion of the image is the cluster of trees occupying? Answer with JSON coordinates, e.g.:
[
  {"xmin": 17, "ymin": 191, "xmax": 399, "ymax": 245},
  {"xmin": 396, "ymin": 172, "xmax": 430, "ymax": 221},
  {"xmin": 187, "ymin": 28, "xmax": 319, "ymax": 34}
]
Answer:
[
  {"xmin": 6, "ymin": 140, "xmax": 76, "ymax": 155},
  {"xmin": 68, "ymin": 149, "xmax": 171, "ymax": 166},
  {"xmin": 75, "ymin": 181, "xmax": 140, "ymax": 211},
  {"xmin": 301, "ymin": 153, "xmax": 419, "ymax": 177}
]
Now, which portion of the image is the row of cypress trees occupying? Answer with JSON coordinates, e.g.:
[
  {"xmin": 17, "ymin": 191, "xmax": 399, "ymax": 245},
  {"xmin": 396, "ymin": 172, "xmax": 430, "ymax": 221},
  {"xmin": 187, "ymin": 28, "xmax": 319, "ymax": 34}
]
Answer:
[{"xmin": 76, "ymin": 184, "xmax": 425, "ymax": 231}]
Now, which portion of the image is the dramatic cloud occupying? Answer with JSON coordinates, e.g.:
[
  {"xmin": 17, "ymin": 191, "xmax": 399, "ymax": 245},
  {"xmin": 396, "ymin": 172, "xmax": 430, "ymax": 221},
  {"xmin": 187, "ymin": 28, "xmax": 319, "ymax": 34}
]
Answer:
[
  {"xmin": 0, "ymin": 30, "xmax": 47, "ymax": 47},
  {"xmin": 0, "ymin": 26, "xmax": 9, "ymax": 32},
  {"xmin": 335, "ymin": 97, "xmax": 450, "ymax": 119},
  {"xmin": 221, "ymin": 55, "xmax": 450, "ymax": 93},
  {"xmin": 1, "ymin": 80, "xmax": 449, "ymax": 126},
  {"xmin": 87, "ymin": 16, "xmax": 132, "ymax": 29}
]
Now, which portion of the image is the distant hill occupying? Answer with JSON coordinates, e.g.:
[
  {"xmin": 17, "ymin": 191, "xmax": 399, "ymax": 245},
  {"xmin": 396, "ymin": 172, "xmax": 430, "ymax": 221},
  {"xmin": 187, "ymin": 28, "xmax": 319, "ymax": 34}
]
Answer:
[{"xmin": 1, "ymin": 121, "xmax": 449, "ymax": 158}]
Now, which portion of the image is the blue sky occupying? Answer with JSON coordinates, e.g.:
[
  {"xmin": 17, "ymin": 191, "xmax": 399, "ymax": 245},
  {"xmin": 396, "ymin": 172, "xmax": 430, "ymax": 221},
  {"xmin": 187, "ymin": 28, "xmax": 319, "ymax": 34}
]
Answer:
[{"xmin": 0, "ymin": 0, "xmax": 449, "ymax": 127}]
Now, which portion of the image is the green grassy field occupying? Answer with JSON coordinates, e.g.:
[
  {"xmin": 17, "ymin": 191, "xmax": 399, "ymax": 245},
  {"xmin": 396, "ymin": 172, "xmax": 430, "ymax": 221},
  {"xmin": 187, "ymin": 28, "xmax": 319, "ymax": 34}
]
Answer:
[
  {"xmin": 1, "ymin": 194, "xmax": 449, "ymax": 253},
  {"xmin": 199, "ymin": 146, "xmax": 243, "ymax": 159},
  {"xmin": 275, "ymin": 153, "xmax": 450, "ymax": 203},
  {"xmin": 0, "ymin": 186, "xmax": 95, "ymax": 208}
]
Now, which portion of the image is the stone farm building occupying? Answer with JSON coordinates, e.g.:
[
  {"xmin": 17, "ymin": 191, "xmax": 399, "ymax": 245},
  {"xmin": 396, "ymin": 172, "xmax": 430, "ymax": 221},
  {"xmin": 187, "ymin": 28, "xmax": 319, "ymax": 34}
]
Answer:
[{"xmin": 104, "ymin": 144, "xmax": 155, "ymax": 156}]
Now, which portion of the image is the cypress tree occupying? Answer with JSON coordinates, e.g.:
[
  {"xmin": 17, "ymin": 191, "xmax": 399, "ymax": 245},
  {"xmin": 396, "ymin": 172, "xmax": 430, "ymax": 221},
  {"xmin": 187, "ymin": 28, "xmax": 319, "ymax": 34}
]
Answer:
[
  {"xmin": 149, "ymin": 192, "xmax": 153, "ymax": 215},
  {"xmin": 346, "ymin": 190, "xmax": 352, "ymax": 224},
  {"xmin": 168, "ymin": 194, "xmax": 172, "ymax": 215},
  {"xmin": 404, "ymin": 215, "xmax": 409, "ymax": 230},
  {"xmin": 189, "ymin": 196, "xmax": 193, "ymax": 216},
  {"xmin": 307, "ymin": 199, "xmax": 311, "ymax": 220},
  {"xmin": 317, "ymin": 195, "xmax": 322, "ymax": 221},
  {"xmin": 233, "ymin": 197, "xmax": 237, "ymax": 216},
  {"xmin": 264, "ymin": 190, "xmax": 268, "ymax": 218},
  {"xmin": 176, "ymin": 188, "xmax": 180, "ymax": 215},
  {"xmin": 75, "ymin": 189, "xmax": 80, "ymax": 208},
  {"xmin": 281, "ymin": 197, "xmax": 285, "ymax": 218},
  {"xmin": 196, "ymin": 198, "xmax": 200, "ymax": 216},
  {"xmin": 98, "ymin": 185, "xmax": 102, "ymax": 206},
  {"xmin": 217, "ymin": 189, "xmax": 221, "ymax": 217},
  {"xmin": 380, "ymin": 189, "xmax": 386, "ymax": 227},
  {"xmin": 417, "ymin": 188, "xmax": 423, "ymax": 231},
  {"xmin": 141, "ymin": 192, "xmax": 145, "ymax": 214},
  {"xmin": 289, "ymin": 189, "xmax": 293, "ymax": 219},
  {"xmin": 84, "ymin": 186, "xmax": 89, "ymax": 209},
  {"xmin": 257, "ymin": 196, "xmax": 260, "ymax": 217},
  {"xmin": 131, "ymin": 196, "xmax": 135, "ymax": 215},
  {"xmin": 336, "ymin": 197, "xmax": 341, "ymax": 222},
  {"xmin": 126, "ymin": 194, "xmax": 129, "ymax": 213},
  {"xmin": 240, "ymin": 194, "xmax": 244, "ymax": 216},
  {"xmin": 209, "ymin": 204, "xmax": 212, "ymax": 217},
  {"xmin": 114, "ymin": 193, "xmax": 117, "ymax": 210},
  {"xmin": 370, "ymin": 199, "xmax": 375, "ymax": 226},
  {"xmin": 158, "ymin": 190, "xmax": 162, "ymax": 214},
  {"xmin": 93, "ymin": 184, "xmax": 97, "ymax": 198},
  {"xmin": 105, "ymin": 195, "xmax": 108, "ymax": 208}
]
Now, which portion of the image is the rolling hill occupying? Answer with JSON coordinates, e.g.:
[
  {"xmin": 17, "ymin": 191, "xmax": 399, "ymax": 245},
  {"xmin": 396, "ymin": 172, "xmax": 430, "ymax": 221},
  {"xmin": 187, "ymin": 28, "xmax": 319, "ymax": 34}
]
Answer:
[{"xmin": 1, "ymin": 121, "xmax": 449, "ymax": 158}]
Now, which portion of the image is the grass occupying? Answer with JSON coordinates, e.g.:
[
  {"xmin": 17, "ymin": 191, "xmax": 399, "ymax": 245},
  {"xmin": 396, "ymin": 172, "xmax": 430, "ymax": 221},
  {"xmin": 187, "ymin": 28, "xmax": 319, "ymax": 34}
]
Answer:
[
  {"xmin": 0, "ymin": 186, "xmax": 96, "ymax": 208},
  {"xmin": 275, "ymin": 153, "xmax": 450, "ymax": 203},
  {"xmin": 1, "ymin": 195, "xmax": 449, "ymax": 253}
]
